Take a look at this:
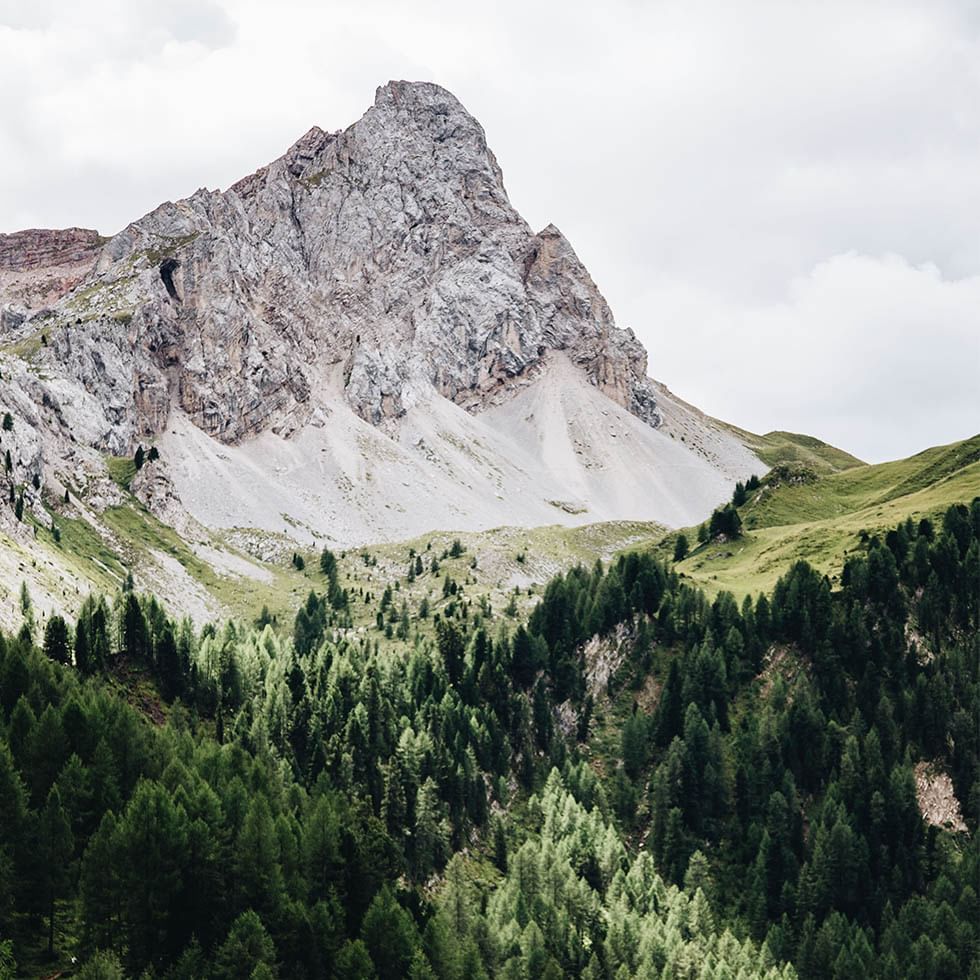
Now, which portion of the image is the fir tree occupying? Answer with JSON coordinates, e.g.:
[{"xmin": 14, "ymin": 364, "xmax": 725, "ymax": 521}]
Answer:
[
  {"xmin": 673, "ymin": 533, "xmax": 690, "ymax": 562},
  {"xmin": 37, "ymin": 786, "xmax": 73, "ymax": 956},
  {"xmin": 42, "ymin": 615, "xmax": 70, "ymax": 665}
]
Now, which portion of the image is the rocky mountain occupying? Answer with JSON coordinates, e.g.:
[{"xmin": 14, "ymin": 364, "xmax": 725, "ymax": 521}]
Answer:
[{"xmin": 0, "ymin": 81, "xmax": 762, "ymax": 620}]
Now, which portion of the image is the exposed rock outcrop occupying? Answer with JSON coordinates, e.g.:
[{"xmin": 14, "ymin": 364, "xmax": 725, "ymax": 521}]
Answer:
[
  {"xmin": 914, "ymin": 761, "xmax": 968, "ymax": 832},
  {"xmin": 0, "ymin": 80, "xmax": 761, "ymax": 547},
  {"xmin": 0, "ymin": 227, "xmax": 104, "ymax": 273},
  {"xmin": 26, "ymin": 81, "xmax": 661, "ymax": 449},
  {"xmin": 0, "ymin": 227, "xmax": 103, "ymax": 311}
]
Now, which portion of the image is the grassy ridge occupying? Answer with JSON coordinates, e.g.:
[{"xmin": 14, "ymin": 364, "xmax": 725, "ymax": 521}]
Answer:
[
  {"xmin": 727, "ymin": 426, "xmax": 865, "ymax": 475},
  {"xmin": 674, "ymin": 433, "xmax": 980, "ymax": 598}
]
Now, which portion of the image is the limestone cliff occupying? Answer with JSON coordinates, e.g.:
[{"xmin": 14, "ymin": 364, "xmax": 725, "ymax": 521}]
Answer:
[
  {"xmin": 0, "ymin": 81, "xmax": 760, "ymax": 556},
  {"xmin": 16, "ymin": 82, "xmax": 656, "ymax": 450},
  {"xmin": 0, "ymin": 227, "xmax": 103, "ymax": 326}
]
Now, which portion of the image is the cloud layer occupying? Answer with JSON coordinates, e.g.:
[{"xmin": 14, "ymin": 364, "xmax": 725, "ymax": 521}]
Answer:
[{"xmin": 2, "ymin": 0, "xmax": 978, "ymax": 461}]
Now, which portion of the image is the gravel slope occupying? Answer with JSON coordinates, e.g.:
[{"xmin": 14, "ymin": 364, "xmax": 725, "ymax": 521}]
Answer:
[{"xmin": 159, "ymin": 355, "xmax": 761, "ymax": 546}]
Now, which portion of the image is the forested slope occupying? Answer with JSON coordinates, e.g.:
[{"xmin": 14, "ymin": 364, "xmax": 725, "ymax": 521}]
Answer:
[{"xmin": 0, "ymin": 497, "xmax": 977, "ymax": 978}]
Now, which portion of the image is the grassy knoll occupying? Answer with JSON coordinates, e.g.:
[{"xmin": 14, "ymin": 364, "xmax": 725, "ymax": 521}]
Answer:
[{"xmin": 670, "ymin": 434, "xmax": 980, "ymax": 598}]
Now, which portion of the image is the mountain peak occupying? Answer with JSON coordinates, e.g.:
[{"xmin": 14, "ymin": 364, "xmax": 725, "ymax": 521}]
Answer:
[
  {"xmin": 373, "ymin": 79, "xmax": 466, "ymax": 111},
  {"xmin": 40, "ymin": 79, "xmax": 664, "ymax": 447},
  {"xmin": 0, "ymin": 81, "xmax": 761, "ymax": 550}
]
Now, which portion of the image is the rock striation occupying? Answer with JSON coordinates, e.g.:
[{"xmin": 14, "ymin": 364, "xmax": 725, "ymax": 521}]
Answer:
[
  {"xmin": 0, "ymin": 228, "xmax": 103, "ymax": 313},
  {"xmin": 0, "ymin": 227, "xmax": 104, "ymax": 274}
]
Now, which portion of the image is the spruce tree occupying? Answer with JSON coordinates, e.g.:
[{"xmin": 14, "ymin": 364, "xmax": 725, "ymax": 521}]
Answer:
[
  {"xmin": 37, "ymin": 785, "xmax": 73, "ymax": 956},
  {"xmin": 673, "ymin": 533, "xmax": 689, "ymax": 562},
  {"xmin": 42, "ymin": 615, "xmax": 70, "ymax": 665}
]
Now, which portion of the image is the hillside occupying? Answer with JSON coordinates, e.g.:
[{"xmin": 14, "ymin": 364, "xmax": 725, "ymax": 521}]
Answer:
[
  {"xmin": 0, "ymin": 489, "xmax": 974, "ymax": 978},
  {"xmin": 672, "ymin": 433, "xmax": 980, "ymax": 596},
  {"xmin": 0, "ymin": 452, "xmax": 666, "ymax": 635},
  {"xmin": 651, "ymin": 380, "xmax": 864, "ymax": 477}
]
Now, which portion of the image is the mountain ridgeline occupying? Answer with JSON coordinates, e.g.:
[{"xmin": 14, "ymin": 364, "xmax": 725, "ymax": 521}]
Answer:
[{"xmin": 0, "ymin": 495, "xmax": 976, "ymax": 977}]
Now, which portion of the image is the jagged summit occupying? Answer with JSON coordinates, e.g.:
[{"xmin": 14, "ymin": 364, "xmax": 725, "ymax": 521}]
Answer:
[
  {"xmin": 0, "ymin": 81, "xmax": 760, "ymax": 563},
  {"xmin": 18, "ymin": 80, "xmax": 663, "ymax": 448},
  {"xmin": 374, "ymin": 78, "xmax": 462, "ymax": 104}
]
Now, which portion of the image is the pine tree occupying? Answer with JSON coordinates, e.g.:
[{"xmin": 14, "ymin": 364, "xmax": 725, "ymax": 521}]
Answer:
[
  {"xmin": 412, "ymin": 779, "xmax": 448, "ymax": 879},
  {"xmin": 435, "ymin": 620, "xmax": 464, "ymax": 685},
  {"xmin": 76, "ymin": 951, "xmax": 125, "ymax": 979},
  {"xmin": 621, "ymin": 713, "xmax": 647, "ymax": 779},
  {"xmin": 0, "ymin": 743, "xmax": 27, "ymax": 931},
  {"xmin": 334, "ymin": 940, "xmax": 377, "ymax": 980},
  {"xmin": 80, "ymin": 811, "xmax": 121, "ymax": 953},
  {"xmin": 37, "ymin": 785, "xmax": 73, "ymax": 956},
  {"xmin": 236, "ymin": 796, "xmax": 285, "ymax": 923},
  {"xmin": 510, "ymin": 626, "xmax": 541, "ymax": 689},
  {"xmin": 114, "ymin": 781, "xmax": 187, "ymax": 967},
  {"xmin": 156, "ymin": 625, "xmax": 182, "ymax": 700},
  {"xmin": 213, "ymin": 910, "xmax": 278, "ymax": 980},
  {"xmin": 361, "ymin": 885, "xmax": 421, "ymax": 980},
  {"xmin": 709, "ymin": 503, "xmax": 742, "ymax": 540},
  {"xmin": 26, "ymin": 705, "xmax": 66, "ymax": 804},
  {"xmin": 396, "ymin": 602, "xmax": 410, "ymax": 640},
  {"xmin": 302, "ymin": 796, "xmax": 342, "ymax": 904},
  {"xmin": 42, "ymin": 615, "xmax": 71, "ymax": 665},
  {"xmin": 492, "ymin": 817, "xmax": 508, "ymax": 872},
  {"xmin": 673, "ymin": 533, "xmax": 689, "ymax": 562},
  {"xmin": 654, "ymin": 659, "xmax": 684, "ymax": 747},
  {"xmin": 122, "ymin": 592, "xmax": 148, "ymax": 661}
]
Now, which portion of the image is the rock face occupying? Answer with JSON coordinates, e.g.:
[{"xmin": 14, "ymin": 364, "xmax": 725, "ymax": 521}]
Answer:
[
  {"xmin": 0, "ymin": 228, "xmax": 104, "ymax": 274},
  {"xmin": 0, "ymin": 228, "xmax": 103, "ymax": 312},
  {"xmin": 27, "ymin": 82, "xmax": 659, "ymax": 450},
  {"xmin": 0, "ymin": 80, "xmax": 762, "ymax": 548}
]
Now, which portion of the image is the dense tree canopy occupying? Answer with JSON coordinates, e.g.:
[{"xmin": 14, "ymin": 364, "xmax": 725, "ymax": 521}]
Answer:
[{"xmin": 0, "ymin": 499, "xmax": 976, "ymax": 977}]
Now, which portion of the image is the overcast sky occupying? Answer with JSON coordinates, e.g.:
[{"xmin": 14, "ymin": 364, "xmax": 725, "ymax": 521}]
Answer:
[{"xmin": 1, "ymin": 0, "xmax": 978, "ymax": 462}]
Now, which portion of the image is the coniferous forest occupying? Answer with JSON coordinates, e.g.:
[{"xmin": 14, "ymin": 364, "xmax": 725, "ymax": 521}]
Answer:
[{"xmin": 0, "ymin": 501, "xmax": 977, "ymax": 978}]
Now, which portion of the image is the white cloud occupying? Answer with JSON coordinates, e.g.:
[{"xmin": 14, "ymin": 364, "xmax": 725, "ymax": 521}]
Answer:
[
  {"xmin": 1, "ymin": 0, "xmax": 978, "ymax": 461},
  {"xmin": 642, "ymin": 253, "xmax": 980, "ymax": 462}
]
